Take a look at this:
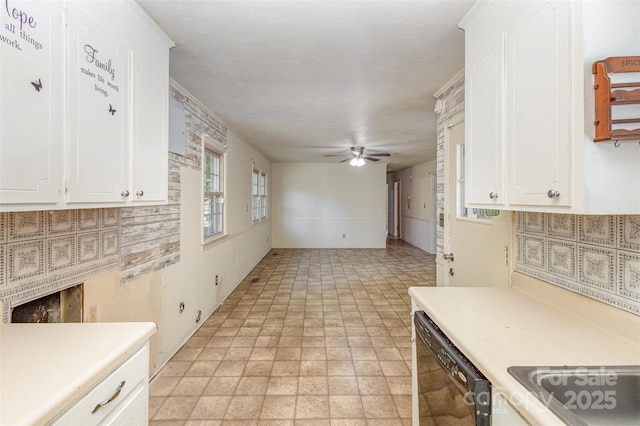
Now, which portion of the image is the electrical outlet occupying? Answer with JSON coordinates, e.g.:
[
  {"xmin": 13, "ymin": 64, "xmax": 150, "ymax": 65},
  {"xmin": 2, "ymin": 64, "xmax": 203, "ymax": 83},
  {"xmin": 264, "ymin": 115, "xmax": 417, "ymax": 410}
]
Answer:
[
  {"xmin": 87, "ymin": 305, "xmax": 97, "ymax": 322},
  {"xmin": 342, "ymin": 234, "xmax": 346, "ymax": 239},
  {"xmin": 215, "ymin": 274, "xmax": 219, "ymax": 286}
]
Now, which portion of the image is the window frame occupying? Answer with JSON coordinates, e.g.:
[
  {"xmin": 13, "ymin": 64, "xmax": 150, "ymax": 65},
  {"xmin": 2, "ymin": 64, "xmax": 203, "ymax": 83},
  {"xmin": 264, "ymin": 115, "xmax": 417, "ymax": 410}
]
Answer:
[
  {"xmin": 202, "ymin": 134, "xmax": 227, "ymax": 245},
  {"xmin": 252, "ymin": 167, "xmax": 268, "ymax": 223}
]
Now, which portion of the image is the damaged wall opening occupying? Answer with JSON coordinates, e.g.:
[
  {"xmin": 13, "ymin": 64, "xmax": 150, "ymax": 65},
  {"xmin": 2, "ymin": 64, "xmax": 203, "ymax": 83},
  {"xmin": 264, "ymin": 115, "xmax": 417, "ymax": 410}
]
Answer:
[{"xmin": 11, "ymin": 285, "xmax": 83, "ymax": 323}]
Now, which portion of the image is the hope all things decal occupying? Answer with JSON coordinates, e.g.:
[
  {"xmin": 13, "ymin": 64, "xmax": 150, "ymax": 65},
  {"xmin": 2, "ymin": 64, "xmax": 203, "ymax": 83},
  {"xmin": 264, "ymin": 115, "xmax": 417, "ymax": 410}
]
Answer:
[{"xmin": 2, "ymin": 0, "xmax": 44, "ymax": 51}]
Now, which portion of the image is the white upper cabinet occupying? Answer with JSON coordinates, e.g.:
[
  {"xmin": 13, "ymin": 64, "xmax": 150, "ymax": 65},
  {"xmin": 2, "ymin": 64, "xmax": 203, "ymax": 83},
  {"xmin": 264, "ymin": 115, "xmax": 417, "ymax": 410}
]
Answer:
[
  {"xmin": 0, "ymin": 0, "xmax": 173, "ymax": 212},
  {"xmin": 66, "ymin": 3, "xmax": 130, "ymax": 204},
  {"xmin": 0, "ymin": 0, "xmax": 64, "ymax": 205},
  {"xmin": 131, "ymin": 51, "xmax": 169, "ymax": 203},
  {"xmin": 461, "ymin": 0, "xmax": 640, "ymax": 214},
  {"xmin": 505, "ymin": 2, "xmax": 571, "ymax": 207},
  {"xmin": 463, "ymin": 1, "xmax": 506, "ymax": 206}
]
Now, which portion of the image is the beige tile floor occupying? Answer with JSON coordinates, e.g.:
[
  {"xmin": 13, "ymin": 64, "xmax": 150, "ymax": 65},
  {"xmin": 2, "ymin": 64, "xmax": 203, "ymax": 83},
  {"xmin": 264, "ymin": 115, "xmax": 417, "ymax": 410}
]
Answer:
[{"xmin": 149, "ymin": 238, "xmax": 436, "ymax": 425}]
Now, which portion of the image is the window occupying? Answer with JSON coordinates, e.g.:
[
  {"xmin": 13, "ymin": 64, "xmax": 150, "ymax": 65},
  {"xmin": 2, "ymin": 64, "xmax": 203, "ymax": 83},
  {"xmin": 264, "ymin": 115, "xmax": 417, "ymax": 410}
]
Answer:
[
  {"xmin": 203, "ymin": 136, "xmax": 226, "ymax": 239},
  {"xmin": 252, "ymin": 168, "xmax": 267, "ymax": 222}
]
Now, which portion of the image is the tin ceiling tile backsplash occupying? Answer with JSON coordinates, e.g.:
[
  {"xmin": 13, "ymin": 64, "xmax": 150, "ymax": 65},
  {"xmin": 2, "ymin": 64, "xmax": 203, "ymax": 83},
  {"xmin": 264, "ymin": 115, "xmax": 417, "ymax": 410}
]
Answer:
[
  {"xmin": 0, "ymin": 244, "xmax": 5, "ymax": 288},
  {"xmin": 0, "ymin": 209, "xmax": 121, "ymax": 323},
  {"xmin": 516, "ymin": 213, "xmax": 640, "ymax": 315},
  {"xmin": 619, "ymin": 215, "xmax": 640, "ymax": 252},
  {"xmin": 522, "ymin": 212, "xmax": 546, "ymax": 235},
  {"xmin": 101, "ymin": 229, "xmax": 120, "ymax": 259},
  {"xmin": 46, "ymin": 236, "xmax": 76, "ymax": 274},
  {"xmin": 547, "ymin": 213, "xmax": 576, "ymax": 241},
  {"xmin": 78, "ymin": 209, "xmax": 100, "ymax": 232},
  {"xmin": 7, "ymin": 240, "xmax": 45, "ymax": 283},
  {"xmin": 77, "ymin": 232, "xmax": 100, "ymax": 265},
  {"xmin": 618, "ymin": 251, "xmax": 640, "ymax": 302},
  {"xmin": 520, "ymin": 234, "xmax": 546, "ymax": 270},
  {"xmin": 578, "ymin": 244, "xmax": 616, "ymax": 293},
  {"xmin": 102, "ymin": 208, "xmax": 120, "ymax": 228},
  {"xmin": 546, "ymin": 239, "xmax": 576, "ymax": 280},
  {"xmin": 8, "ymin": 211, "xmax": 45, "ymax": 241},
  {"xmin": 0, "ymin": 212, "xmax": 6, "ymax": 243},
  {"xmin": 46, "ymin": 210, "xmax": 76, "ymax": 236},
  {"xmin": 578, "ymin": 215, "xmax": 616, "ymax": 248}
]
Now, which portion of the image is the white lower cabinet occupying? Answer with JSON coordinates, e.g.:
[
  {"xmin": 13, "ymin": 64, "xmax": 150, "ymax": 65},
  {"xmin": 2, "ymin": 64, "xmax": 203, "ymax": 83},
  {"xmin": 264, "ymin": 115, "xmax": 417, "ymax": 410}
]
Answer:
[
  {"xmin": 51, "ymin": 345, "xmax": 149, "ymax": 425},
  {"xmin": 101, "ymin": 384, "xmax": 148, "ymax": 426}
]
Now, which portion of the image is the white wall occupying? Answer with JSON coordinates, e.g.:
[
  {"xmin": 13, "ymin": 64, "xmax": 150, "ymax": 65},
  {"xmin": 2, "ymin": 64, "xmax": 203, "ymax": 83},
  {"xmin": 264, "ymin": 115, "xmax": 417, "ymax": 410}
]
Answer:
[
  {"xmin": 271, "ymin": 162, "xmax": 387, "ymax": 248},
  {"xmin": 390, "ymin": 160, "xmax": 437, "ymax": 253},
  {"xmin": 84, "ymin": 128, "xmax": 272, "ymax": 375}
]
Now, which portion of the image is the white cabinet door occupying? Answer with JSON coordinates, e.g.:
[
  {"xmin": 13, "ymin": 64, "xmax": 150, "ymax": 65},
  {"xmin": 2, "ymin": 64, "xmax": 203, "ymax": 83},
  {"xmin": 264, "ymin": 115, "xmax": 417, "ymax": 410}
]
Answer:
[
  {"xmin": 465, "ymin": 12, "xmax": 505, "ymax": 206},
  {"xmin": 0, "ymin": 1, "xmax": 63, "ymax": 205},
  {"xmin": 130, "ymin": 53, "xmax": 168, "ymax": 203},
  {"xmin": 66, "ymin": 4, "xmax": 129, "ymax": 204},
  {"xmin": 506, "ymin": 1, "xmax": 571, "ymax": 207}
]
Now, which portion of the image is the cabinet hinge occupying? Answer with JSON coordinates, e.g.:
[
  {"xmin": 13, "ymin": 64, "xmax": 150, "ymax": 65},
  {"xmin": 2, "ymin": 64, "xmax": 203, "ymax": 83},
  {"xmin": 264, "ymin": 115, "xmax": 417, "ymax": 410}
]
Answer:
[{"xmin": 64, "ymin": 179, "xmax": 69, "ymax": 193}]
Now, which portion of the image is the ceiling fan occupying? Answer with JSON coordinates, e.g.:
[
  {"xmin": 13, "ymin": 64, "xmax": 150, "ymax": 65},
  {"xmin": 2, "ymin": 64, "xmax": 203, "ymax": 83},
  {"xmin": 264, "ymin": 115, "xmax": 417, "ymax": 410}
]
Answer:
[{"xmin": 325, "ymin": 146, "xmax": 391, "ymax": 167}]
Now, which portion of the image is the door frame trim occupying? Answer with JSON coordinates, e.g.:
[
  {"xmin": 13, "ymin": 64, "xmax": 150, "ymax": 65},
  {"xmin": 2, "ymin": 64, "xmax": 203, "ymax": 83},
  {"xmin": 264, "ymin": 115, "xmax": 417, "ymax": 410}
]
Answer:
[{"xmin": 442, "ymin": 112, "xmax": 465, "ymax": 287}]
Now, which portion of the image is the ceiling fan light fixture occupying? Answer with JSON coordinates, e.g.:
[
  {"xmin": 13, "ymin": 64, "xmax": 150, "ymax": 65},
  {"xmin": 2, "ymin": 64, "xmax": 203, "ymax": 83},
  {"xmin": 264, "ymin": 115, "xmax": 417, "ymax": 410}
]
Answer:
[{"xmin": 349, "ymin": 157, "xmax": 366, "ymax": 167}]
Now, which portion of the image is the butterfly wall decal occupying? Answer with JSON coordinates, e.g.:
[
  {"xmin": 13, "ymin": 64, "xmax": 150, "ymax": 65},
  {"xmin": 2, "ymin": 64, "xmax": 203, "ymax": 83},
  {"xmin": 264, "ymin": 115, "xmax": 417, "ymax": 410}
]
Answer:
[
  {"xmin": 31, "ymin": 78, "xmax": 43, "ymax": 92},
  {"xmin": 109, "ymin": 104, "xmax": 116, "ymax": 116}
]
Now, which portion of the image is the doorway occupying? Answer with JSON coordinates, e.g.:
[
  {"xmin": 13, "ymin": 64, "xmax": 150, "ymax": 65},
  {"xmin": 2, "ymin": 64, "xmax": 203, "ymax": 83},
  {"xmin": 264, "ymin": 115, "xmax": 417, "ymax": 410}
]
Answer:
[
  {"xmin": 387, "ymin": 180, "xmax": 401, "ymax": 238},
  {"xmin": 441, "ymin": 114, "xmax": 512, "ymax": 287}
]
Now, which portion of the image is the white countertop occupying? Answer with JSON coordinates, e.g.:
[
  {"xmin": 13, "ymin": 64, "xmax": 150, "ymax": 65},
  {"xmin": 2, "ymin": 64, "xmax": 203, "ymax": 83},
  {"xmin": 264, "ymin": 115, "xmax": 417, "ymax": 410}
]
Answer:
[
  {"xmin": 0, "ymin": 322, "xmax": 156, "ymax": 425},
  {"xmin": 409, "ymin": 277, "xmax": 640, "ymax": 425}
]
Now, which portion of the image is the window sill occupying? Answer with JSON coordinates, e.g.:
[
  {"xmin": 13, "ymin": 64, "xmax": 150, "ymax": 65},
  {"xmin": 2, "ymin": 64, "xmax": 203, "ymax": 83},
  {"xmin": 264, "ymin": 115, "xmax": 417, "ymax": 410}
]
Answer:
[{"xmin": 201, "ymin": 232, "xmax": 229, "ymax": 251}]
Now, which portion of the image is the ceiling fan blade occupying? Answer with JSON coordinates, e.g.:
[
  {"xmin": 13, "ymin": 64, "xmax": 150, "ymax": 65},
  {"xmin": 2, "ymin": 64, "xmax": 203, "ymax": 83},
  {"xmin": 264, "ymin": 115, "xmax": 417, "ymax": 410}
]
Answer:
[
  {"xmin": 366, "ymin": 153, "xmax": 391, "ymax": 157},
  {"xmin": 362, "ymin": 156, "xmax": 380, "ymax": 162},
  {"xmin": 338, "ymin": 158, "xmax": 351, "ymax": 163},
  {"xmin": 324, "ymin": 154, "xmax": 349, "ymax": 157}
]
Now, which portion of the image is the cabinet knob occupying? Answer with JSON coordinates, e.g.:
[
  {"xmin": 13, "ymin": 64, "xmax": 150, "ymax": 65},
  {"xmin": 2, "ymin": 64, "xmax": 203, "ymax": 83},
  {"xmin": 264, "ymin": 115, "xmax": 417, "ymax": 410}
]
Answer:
[
  {"xmin": 489, "ymin": 192, "xmax": 499, "ymax": 199},
  {"xmin": 136, "ymin": 190, "xmax": 144, "ymax": 197},
  {"xmin": 547, "ymin": 189, "xmax": 560, "ymax": 198},
  {"xmin": 121, "ymin": 190, "xmax": 130, "ymax": 197}
]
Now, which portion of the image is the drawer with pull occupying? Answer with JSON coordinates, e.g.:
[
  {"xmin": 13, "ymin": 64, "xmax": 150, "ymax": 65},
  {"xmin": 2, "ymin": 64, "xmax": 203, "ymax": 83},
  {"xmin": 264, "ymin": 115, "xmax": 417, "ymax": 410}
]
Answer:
[{"xmin": 50, "ymin": 346, "xmax": 148, "ymax": 425}]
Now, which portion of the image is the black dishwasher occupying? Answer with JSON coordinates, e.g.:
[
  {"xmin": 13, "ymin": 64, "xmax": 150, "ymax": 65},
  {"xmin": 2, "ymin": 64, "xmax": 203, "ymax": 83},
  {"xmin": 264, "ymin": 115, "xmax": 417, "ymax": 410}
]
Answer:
[{"xmin": 414, "ymin": 310, "xmax": 491, "ymax": 425}]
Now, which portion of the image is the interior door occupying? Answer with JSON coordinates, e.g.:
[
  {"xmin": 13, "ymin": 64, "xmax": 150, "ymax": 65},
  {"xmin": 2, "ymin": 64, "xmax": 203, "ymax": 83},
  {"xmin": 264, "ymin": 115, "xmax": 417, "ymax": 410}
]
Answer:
[{"xmin": 443, "ymin": 116, "xmax": 512, "ymax": 287}]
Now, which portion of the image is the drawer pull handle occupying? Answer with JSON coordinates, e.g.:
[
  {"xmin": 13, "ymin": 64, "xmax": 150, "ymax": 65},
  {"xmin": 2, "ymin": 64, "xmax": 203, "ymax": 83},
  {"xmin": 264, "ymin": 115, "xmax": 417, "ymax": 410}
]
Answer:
[{"xmin": 92, "ymin": 380, "xmax": 125, "ymax": 414}]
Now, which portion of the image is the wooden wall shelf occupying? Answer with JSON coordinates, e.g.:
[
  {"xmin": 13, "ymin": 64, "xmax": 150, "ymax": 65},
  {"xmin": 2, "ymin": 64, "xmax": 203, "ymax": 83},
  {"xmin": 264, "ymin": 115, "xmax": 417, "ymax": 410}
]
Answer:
[{"xmin": 593, "ymin": 56, "xmax": 640, "ymax": 142}]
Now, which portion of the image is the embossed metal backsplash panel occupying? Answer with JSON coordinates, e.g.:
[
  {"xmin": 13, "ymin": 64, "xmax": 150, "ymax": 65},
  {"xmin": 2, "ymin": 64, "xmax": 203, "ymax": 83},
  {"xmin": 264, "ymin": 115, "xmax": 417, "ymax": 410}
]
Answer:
[
  {"xmin": 0, "ymin": 210, "xmax": 120, "ymax": 322},
  {"xmin": 515, "ymin": 212, "xmax": 640, "ymax": 315}
]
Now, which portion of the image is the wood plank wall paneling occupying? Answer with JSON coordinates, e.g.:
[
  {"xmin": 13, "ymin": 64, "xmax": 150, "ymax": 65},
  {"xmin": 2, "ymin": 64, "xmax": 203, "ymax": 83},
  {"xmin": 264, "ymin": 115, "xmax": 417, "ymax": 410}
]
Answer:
[
  {"xmin": 119, "ymin": 84, "xmax": 227, "ymax": 283},
  {"xmin": 0, "ymin": 83, "xmax": 230, "ymax": 317},
  {"xmin": 434, "ymin": 75, "xmax": 465, "ymax": 258}
]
